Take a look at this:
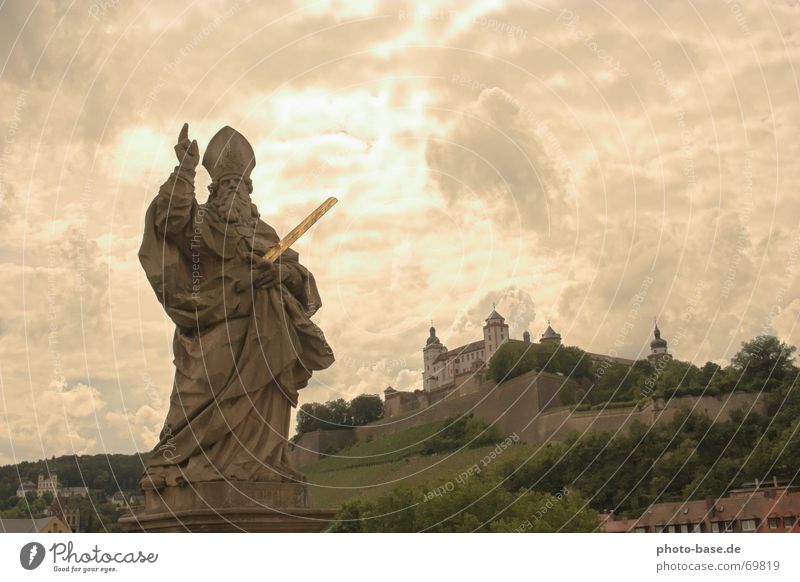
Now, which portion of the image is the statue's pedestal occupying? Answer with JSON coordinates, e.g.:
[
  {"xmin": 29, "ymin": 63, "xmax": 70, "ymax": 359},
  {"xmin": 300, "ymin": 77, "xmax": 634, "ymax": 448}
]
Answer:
[{"xmin": 119, "ymin": 481, "xmax": 336, "ymax": 533}]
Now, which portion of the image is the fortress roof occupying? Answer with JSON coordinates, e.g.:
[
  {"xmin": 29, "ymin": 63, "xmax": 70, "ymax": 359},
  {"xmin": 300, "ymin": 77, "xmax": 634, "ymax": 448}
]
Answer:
[
  {"xmin": 433, "ymin": 340, "xmax": 485, "ymax": 364},
  {"xmin": 541, "ymin": 323, "xmax": 561, "ymax": 340},
  {"xmin": 633, "ymin": 487, "xmax": 800, "ymax": 531},
  {"xmin": 485, "ymin": 309, "xmax": 505, "ymax": 323},
  {"xmin": 651, "ymin": 323, "xmax": 668, "ymax": 349},
  {"xmin": 0, "ymin": 517, "xmax": 57, "ymax": 533}
]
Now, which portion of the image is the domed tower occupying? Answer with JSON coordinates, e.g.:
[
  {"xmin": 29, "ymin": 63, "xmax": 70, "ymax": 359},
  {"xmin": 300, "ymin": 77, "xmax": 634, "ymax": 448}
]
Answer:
[
  {"xmin": 648, "ymin": 320, "xmax": 672, "ymax": 363},
  {"xmin": 423, "ymin": 325, "xmax": 446, "ymax": 392},
  {"xmin": 483, "ymin": 307, "xmax": 510, "ymax": 360},
  {"xmin": 523, "ymin": 330, "xmax": 531, "ymax": 344},
  {"xmin": 540, "ymin": 320, "xmax": 562, "ymax": 345}
]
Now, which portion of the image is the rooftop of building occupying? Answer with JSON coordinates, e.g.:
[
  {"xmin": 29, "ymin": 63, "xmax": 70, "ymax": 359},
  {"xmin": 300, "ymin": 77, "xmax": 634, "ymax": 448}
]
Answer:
[
  {"xmin": 627, "ymin": 483, "xmax": 800, "ymax": 530},
  {"xmin": 425, "ymin": 311, "xmax": 668, "ymax": 369},
  {"xmin": 485, "ymin": 309, "xmax": 505, "ymax": 323},
  {"xmin": 0, "ymin": 517, "xmax": 57, "ymax": 533},
  {"xmin": 540, "ymin": 322, "xmax": 561, "ymax": 340},
  {"xmin": 433, "ymin": 339, "xmax": 486, "ymax": 364}
]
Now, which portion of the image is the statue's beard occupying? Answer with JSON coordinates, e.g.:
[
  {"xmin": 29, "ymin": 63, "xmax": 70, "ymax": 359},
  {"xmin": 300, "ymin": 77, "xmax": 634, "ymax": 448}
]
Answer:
[{"xmin": 208, "ymin": 189, "xmax": 255, "ymax": 225}]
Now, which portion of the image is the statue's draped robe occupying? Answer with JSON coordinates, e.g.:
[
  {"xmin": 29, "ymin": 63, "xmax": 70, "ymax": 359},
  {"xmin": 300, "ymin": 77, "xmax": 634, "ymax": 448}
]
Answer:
[{"xmin": 138, "ymin": 166, "xmax": 334, "ymax": 486}]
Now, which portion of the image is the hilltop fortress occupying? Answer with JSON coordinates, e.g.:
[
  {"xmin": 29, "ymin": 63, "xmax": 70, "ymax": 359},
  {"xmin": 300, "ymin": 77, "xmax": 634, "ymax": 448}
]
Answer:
[
  {"xmin": 292, "ymin": 310, "xmax": 767, "ymax": 466},
  {"xmin": 390, "ymin": 309, "xmax": 643, "ymax": 417},
  {"xmin": 385, "ymin": 309, "xmax": 681, "ymax": 418}
]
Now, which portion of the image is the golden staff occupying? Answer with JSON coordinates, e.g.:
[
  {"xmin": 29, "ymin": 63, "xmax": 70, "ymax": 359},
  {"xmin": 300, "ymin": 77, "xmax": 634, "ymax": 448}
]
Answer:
[{"xmin": 262, "ymin": 196, "xmax": 338, "ymax": 262}]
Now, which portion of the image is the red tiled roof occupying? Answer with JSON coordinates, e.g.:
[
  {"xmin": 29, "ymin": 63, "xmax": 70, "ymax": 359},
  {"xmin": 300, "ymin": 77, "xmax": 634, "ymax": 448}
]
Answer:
[{"xmin": 631, "ymin": 488, "xmax": 800, "ymax": 531}]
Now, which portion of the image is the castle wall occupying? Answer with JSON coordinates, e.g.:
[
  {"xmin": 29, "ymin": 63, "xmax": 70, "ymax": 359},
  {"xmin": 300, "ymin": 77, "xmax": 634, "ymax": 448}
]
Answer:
[
  {"xmin": 451, "ymin": 372, "xmax": 483, "ymax": 398},
  {"xmin": 293, "ymin": 371, "xmax": 570, "ymax": 465},
  {"xmin": 533, "ymin": 391, "xmax": 768, "ymax": 444},
  {"xmin": 291, "ymin": 369, "xmax": 771, "ymax": 467},
  {"xmin": 384, "ymin": 391, "xmax": 427, "ymax": 417},
  {"xmin": 533, "ymin": 405, "xmax": 653, "ymax": 443},
  {"xmin": 650, "ymin": 392, "xmax": 767, "ymax": 425},
  {"xmin": 291, "ymin": 428, "xmax": 358, "ymax": 468}
]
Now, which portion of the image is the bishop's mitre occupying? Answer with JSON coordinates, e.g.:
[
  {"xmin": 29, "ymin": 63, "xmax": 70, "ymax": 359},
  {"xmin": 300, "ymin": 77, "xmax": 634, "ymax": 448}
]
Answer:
[{"xmin": 202, "ymin": 126, "xmax": 256, "ymax": 182}]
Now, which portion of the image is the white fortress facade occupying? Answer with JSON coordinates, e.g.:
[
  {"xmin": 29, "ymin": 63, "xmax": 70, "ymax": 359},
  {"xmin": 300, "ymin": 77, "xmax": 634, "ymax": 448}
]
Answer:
[
  {"xmin": 422, "ymin": 310, "xmax": 670, "ymax": 393},
  {"xmin": 423, "ymin": 309, "xmax": 520, "ymax": 392}
]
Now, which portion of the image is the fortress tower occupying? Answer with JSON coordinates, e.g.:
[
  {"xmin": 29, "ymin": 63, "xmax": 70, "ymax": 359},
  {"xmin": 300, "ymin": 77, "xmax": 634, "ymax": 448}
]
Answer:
[
  {"xmin": 648, "ymin": 321, "xmax": 672, "ymax": 364},
  {"xmin": 483, "ymin": 308, "xmax": 510, "ymax": 360},
  {"xmin": 421, "ymin": 309, "xmax": 511, "ymax": 393},
  {"xmin": 539, "ymin": 321, "xmax": 562, "ymax": 345},
  {"xmin": 422, "ymin": 325, "xmax": 446, "ymax": 391}
]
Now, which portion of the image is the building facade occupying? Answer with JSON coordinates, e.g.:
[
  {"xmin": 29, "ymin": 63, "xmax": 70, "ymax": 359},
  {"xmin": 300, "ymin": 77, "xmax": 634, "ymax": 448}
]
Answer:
[
  {"xmin": 15, "ymin": 473, "xmax": 89, "ymax": 499},
  {"xmin": 37, "ymin": 473, "xmax": 59, "ymax": 496},
  {"xmin": 422, "ymin": 309, "xmax": 513, "ymax": 392},
  {"xmin": 603, "ymin": 479, "xmax": 800, "ymax": 533},
  {"xmin": 15, "ymin": 481, "xmax": 36, "ymax": 498},
  {"xmin": 421, "ymin": 313, "xmax": 667, "ymax": 394}
]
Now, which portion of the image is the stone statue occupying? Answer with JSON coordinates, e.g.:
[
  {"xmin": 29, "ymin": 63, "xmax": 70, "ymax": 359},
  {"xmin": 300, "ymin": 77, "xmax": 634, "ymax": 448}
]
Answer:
[{"xmin": 137, "ymin": 124, "xmax": 335, "ymax": 492}]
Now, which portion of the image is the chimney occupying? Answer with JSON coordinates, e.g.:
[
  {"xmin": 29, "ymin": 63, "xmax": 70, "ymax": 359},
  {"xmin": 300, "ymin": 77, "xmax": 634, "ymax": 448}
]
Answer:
[{"xmin": 773, "ymin": 476, "xmax": 779, "ymax": 487}]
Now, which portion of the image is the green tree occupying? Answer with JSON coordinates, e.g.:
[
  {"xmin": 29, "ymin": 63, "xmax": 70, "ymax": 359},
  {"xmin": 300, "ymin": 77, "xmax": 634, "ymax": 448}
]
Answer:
[
  {"xmin": 487, "ymin": 341, "xmax": 533, "ymax": 383},
  {"xmin": 296, "ymin": 394, "xmax": 388, "ymax": 437},
  {"xmin": 92, "ymin": 470, "xmax": 110, "ymax": 490},
  {"xmin": 654, "ymin": 360, "xmax": 702, "ymax": 397},
  {"xmin": 331, "ymin": 473, "xmax": 598, "ymax": 532},
  {"xmin": 699, "ymin": 361, "xmax": 721, "ymax": 385},
  {"xmin": 420, "ymin": 414, "xmax": 501, "ymax": 455},
  {"xmin": 593, "ymin": 363, "xmax": 637, "ymax": 403},
  {"xmin": 730, "ymin": 335, "xmax": 797, "ymax": 390},
  {"xmin": 349, "ymin": 394, "xmax": 384, "ymax": 426},
  {"xmin": 0, "ymin": 494, "xmax": 49, "ymax": 519},
  {"xmin": 296, "ymin": 402, "xmax": 330, "ymax": 435},
  {"xmin": 325, "ymin": 398, "xmax": 352, "ymax": 427},
  {"xmin": 488, "ymin": 342, "xmax": 593, "ymax": 384}
]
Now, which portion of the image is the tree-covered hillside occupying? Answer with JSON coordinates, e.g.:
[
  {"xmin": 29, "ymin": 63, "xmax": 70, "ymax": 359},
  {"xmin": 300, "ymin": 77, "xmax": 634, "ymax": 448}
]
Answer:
[
  {"xmin": 0, "ymin": 452, "xmax": 145, "ymax": 500},
  {"xmin": 488, "ymin": 334, "xmax": 796, "ymax": 407},
  {"xmin": 331, "ymin": 335, "xmax": 799, "ymax": 531}
]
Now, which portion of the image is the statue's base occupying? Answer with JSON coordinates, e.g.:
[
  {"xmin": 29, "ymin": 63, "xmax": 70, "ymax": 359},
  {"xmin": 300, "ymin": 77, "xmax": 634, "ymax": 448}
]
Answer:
[{"xmin": 118, "ymin": 481, "xmax": 336, "ymax": 533}]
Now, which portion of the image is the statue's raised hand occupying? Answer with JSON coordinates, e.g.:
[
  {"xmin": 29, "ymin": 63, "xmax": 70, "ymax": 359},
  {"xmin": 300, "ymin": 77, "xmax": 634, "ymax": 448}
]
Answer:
[{"xmin": 174, "ymin": 123, "xmax": 199, "ymax": 169}]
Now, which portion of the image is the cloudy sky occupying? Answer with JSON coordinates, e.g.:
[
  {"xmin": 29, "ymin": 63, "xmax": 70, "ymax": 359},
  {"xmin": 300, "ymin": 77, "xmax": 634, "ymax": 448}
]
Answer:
[{"xmin": 0, "ymin": 0, "xmax": 798, "ymax": 465}]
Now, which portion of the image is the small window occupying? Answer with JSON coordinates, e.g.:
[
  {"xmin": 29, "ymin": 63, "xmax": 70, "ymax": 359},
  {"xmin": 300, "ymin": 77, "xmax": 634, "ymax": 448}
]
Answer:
[
  {"xmin": 741, "ymin": 519, "xmax": 757, "ymax": 532},
  {"xmin": 634, "ymin": 526, "xmax": 648, "ymax": 533},
  {"xmin": 784, "ymin": 516, "xmax": 795, "ymax": 529},
  {"xmin": 679, "ymin": 524, "xmax": 689, "ymax": 533},
  {"xmin": 768, "ymin": 517, "xmax": 779, "ymax": 529},
  {"xmin": 711, "ymin": 522, "xmax": 721, "ymax": 532}
]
